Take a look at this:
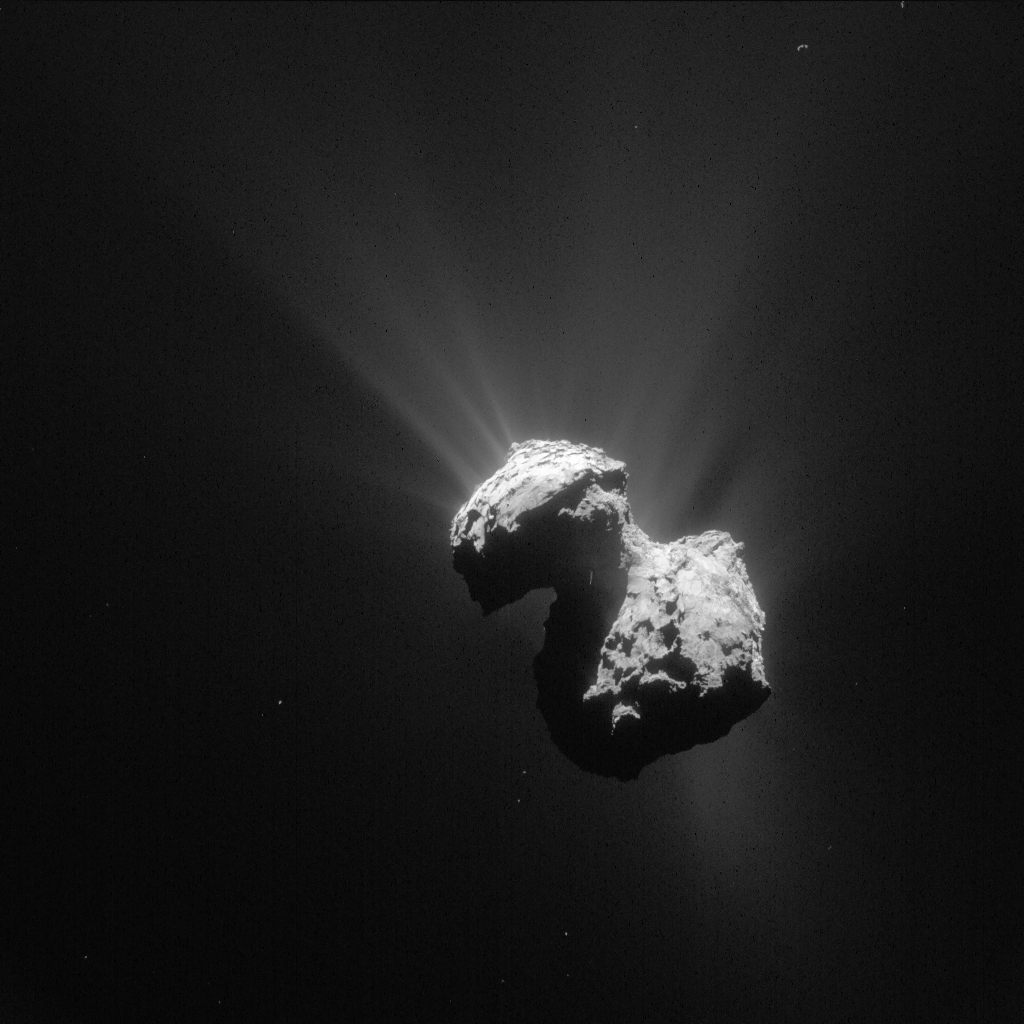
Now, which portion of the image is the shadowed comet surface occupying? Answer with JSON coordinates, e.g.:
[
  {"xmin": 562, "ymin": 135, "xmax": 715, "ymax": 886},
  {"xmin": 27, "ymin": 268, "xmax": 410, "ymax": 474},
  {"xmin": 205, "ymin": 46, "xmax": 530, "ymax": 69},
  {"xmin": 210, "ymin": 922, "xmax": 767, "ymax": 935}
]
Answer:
[{"xmin": 451, "ymin": 440, "xmax": 771, "ymax": 779}]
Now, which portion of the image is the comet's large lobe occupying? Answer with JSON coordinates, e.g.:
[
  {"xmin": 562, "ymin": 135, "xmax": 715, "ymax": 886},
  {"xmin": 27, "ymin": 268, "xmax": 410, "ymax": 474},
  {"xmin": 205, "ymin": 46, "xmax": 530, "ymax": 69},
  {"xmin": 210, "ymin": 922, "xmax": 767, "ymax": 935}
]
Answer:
[{"xmin": 451, "ymin": 440, "xmax": 770, "ymax": 780}]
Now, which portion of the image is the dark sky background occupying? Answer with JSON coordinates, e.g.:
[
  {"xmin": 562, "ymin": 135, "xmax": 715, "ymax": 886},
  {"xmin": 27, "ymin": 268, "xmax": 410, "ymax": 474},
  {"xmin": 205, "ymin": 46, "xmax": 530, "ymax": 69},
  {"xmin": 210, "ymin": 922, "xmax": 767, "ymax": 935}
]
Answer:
[{"xmin": 4, "ymin": 3, "xmax": 1019, "ymax": 1023}]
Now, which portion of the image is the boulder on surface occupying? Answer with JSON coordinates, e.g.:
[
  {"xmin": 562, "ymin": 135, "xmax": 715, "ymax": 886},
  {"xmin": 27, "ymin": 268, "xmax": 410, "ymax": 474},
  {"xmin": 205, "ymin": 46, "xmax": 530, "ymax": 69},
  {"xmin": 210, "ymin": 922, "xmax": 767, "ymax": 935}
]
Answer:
[{"xmin": 451, "ymin": 439, "xmax": 770, "ymax": 780}]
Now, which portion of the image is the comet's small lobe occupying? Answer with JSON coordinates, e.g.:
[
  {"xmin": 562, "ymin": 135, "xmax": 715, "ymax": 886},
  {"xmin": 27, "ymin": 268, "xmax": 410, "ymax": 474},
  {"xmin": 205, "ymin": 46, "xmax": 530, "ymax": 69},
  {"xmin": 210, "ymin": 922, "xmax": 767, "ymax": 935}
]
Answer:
[{"xmin": 451, "ymin": 440, "xmax": 770, "ymax": 780}]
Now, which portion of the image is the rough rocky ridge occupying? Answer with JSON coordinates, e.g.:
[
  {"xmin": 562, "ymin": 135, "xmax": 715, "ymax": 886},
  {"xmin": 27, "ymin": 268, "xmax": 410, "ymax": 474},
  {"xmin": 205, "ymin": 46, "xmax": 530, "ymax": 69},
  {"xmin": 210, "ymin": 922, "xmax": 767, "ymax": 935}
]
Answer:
[{"xmin": 451, "ymin": 439, "xmax": 770, "ymax": 780}]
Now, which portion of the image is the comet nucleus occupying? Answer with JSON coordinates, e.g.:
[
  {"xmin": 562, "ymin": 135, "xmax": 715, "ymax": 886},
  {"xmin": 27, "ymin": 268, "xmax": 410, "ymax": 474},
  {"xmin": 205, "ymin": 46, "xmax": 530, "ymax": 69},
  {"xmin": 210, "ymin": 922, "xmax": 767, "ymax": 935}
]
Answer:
[{"xmin": 451, "ymin": 439, "xmax": 770, "ymax": 780}]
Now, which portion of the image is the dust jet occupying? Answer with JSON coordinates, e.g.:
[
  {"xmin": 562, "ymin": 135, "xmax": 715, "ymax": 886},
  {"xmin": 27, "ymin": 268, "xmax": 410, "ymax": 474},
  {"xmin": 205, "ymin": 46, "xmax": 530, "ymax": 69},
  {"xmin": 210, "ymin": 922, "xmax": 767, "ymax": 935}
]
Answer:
[{"xmin": 451, "ymin": 440, "xmax": 770, "ymax": 780}]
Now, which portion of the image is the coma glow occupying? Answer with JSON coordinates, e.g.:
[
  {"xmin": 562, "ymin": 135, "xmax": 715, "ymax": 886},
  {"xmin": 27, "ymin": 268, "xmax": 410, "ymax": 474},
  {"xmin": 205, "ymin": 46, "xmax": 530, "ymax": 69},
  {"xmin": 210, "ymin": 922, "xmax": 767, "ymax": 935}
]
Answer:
[{"xmin": 155, "ymin": 6, "xmax": 837, "ymax": 604}]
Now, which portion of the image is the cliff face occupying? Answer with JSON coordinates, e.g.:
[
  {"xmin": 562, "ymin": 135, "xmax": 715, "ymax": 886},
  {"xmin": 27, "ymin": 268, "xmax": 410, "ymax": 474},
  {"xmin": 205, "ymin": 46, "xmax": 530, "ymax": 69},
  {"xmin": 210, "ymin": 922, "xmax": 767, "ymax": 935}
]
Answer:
[{"xmin": 451, "ymin": 440, "xmax": 770, "ymax": 780}]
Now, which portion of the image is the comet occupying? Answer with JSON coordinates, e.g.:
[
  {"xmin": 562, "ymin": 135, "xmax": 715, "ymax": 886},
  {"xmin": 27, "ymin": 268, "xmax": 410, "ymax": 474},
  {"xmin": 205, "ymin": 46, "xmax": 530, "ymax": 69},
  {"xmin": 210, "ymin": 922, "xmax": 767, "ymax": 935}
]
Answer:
[{"xmin": 451, "ymin": 439, "xmax": 770, "ymax": 780}]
